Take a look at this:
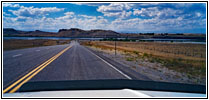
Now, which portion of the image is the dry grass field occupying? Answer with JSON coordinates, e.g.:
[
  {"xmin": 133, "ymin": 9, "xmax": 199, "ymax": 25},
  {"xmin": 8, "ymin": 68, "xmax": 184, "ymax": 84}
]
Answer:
[
  {"xmin": 3, "ymin": 39, "xmax": 71, "ymax": 50},
  {"xmin": 81, "ymin": 41, "xmax": 206, "ymax": 80}
]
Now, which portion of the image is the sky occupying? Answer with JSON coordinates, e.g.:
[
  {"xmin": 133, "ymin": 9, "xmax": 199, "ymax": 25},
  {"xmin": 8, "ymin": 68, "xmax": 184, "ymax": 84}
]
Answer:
[{"xmin": 2, "ymin": 3, "xmax": 206, "ymax": 33}]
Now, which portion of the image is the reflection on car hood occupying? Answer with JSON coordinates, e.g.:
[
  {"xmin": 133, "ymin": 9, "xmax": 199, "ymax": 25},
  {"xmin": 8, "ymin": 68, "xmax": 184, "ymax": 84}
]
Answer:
[{"xmin": 3, "ymin": 89, "xmax": 206, "ymax": 97}]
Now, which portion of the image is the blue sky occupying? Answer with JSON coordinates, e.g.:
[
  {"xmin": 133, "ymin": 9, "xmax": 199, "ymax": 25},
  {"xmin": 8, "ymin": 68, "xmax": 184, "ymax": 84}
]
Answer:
[{"xmin": 3, "ymin": 3, "xmax": 206, "ymax": 33}]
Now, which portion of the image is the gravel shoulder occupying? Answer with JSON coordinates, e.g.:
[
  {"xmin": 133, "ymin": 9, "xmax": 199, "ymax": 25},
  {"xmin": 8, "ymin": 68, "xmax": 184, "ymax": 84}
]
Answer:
[{"xmin": 86, "ymin": 46, "xmax": 205, "ymax": 85}]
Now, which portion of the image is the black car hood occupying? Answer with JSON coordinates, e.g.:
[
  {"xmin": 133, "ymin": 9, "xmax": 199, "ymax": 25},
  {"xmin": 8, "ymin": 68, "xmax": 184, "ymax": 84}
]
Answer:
[{"xmin": 19, "ymin": 79, "xmax": 206, "ymax": 94}]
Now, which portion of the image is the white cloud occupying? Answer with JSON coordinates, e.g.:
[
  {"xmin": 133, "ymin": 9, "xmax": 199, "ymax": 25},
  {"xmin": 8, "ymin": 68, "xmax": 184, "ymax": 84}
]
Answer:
[
  {"xmin": 3, "ymin": 3, "xmax": 20, "ymax": 7},
  {"xmin": 103, "ymin": 12, "xmax": 120, "ymax": 17},
  {"xmin": 97, "ymin": 3, "xmax": 162, "ymax": 18},
  {"xmin": 134, "ymin": 7, "xmax": 161, "ymax": 17},
  {"xmin": 196, "ymin": 12, "xmax": 201, "ymax": 17},
  {"xmin": 134, "ymin": 3, "xmax": 160, "ymax": 6},
  {"xmin": 121, "ymin": 11, "xmax": 132, "ymax": 18},
  {"xmin": 56, "ymin": 12, "xmax": 75, "ymax": 20},
  {"xmin": 133, "ymin": 7, "xmax": 184, "ymax": 19},
  {"xmin": 97, "ymin": 3, "xmax": 133, "ymax": 18},
  {"xmin": 3, "ymin": 3, "xmax": 206, "ymax": 33},
  {"xmin": 133, "ymin": 9, "xmax": 141, "ymax": 15},
  {"xmin": 97, "ymin": 3, "xmax": 133, "ymax": 12},
  {"xmin": 64, "ymin": 12, "xmax": 74, "ymax": 15},
  {"xmin": 78, "ymin": 15, "xmax": 96, "ymax": 19},
  {"xmin": 72, "ymin": 3, "xmax": 109, "ymax": 6},
  {"xmin": 9, "ymin": 6, "xmax": 65, "ymax": 18},
  {"xmin": 110, "ymin": 18, "xmax": 143, "ymax": 31},
  {"xmin": 102, "ymin": 11, "xmax": 132, "ymax": 19},
  {"xmin": 3, "ymin": 12, "xmax": 11, "ymax": 16},
  {"xmin": 3, "ymin": 12, "xmax": 111, "ymax": 31},
  {"xmin": 3, "ymin": 12, "xmax": 205, "ymax": 33}
]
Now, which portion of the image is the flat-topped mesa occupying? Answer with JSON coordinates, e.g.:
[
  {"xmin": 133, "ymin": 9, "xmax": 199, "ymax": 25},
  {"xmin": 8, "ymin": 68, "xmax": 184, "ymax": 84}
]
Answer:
[
  {"xmin": 58, "ymin": 28, "xmax": 84, "ymax": 33},
  {"xmin": 57, "ymin": 28, "xmax": 120, "ymax": 37},
  {"xmin": 89, "ymin": 29, "xmax": 119, "ymax": 34},
  {"xmin": 35, "ymin": 30, "xmax": 43, "ymax": 32}
]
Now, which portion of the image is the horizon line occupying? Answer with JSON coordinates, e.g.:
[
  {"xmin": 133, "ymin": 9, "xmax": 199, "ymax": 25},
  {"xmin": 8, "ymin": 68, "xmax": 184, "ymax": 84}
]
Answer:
[{"xmin": 3, "ymin": 27, "xmax": 206, "ymax": 34}]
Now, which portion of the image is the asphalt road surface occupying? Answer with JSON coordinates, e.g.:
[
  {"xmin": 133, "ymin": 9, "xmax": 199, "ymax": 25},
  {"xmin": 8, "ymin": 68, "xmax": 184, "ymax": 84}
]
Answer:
[{"xmin": 3, "ymin": 41, "xmax": 151, "ymax": 93}]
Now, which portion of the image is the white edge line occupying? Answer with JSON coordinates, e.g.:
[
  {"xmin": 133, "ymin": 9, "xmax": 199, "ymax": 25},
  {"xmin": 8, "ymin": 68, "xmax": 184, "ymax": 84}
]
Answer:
[
  {"xmin": 12, "ymin": 54, "xmax": 22, "ymax": 57},
  {"xmin": 87, "ymin": 49, "xmax": 132, "ymax": 80}
]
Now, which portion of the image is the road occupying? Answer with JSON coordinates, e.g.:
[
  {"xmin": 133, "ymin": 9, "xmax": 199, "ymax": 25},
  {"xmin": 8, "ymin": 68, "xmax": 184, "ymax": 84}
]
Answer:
[{"xmin": 3, "ymin": 41, "xmax": 150, "ymax": 93}]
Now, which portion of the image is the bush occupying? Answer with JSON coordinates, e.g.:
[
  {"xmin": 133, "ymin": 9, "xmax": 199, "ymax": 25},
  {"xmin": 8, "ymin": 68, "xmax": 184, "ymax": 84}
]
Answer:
[
  {"xmin": 143, "ymin": 53, "xmax": 149, "ymax": 57},
  {"xmin": 133, "ymin": 51, "xmax": 139, "ymax": 55},
  {"xmin": 126, "ymin": 57, "xmax": 134, "ymax": 61}
]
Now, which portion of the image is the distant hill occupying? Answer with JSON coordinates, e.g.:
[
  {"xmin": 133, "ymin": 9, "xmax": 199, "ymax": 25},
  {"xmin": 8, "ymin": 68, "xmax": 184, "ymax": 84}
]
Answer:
[
  {"xmin": 58, "ymin": 28, "xmax": 119, "ymax": 37},
  {"xmin": 3, "ymin": 28, "xmax": 206, "ymax": 40},
  {"xmin": 23, "ymin": 30, "xmax": 56, "ymax": 35},
  {"xmin": 3, "ymin": 28, "xmax": 56, "ymax": 37},
  {"xmin": 3, "ymin": 28, "xmax": 119, "ymax": 38},
  {"xmin": 3, "ymin": 28, "xmax": 22, "ymax": 34}
]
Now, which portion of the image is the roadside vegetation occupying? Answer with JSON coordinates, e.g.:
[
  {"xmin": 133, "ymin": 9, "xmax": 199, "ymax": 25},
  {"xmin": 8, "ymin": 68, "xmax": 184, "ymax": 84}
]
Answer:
[
  {"xmin": 3, "ymin": 39, "xmax": 71, "ymax": 51},
  {"xmin": 81, "ymin": 41, "xmax": 206, "ymax": 83}
]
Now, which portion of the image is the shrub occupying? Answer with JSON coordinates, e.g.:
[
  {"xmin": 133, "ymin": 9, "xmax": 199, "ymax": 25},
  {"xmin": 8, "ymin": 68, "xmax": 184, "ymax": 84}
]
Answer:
[
  {"xmin": 126, "ymin": 57, "xmax": 134, "ymax": 61},
  {"xmin": 143, "ymin": 53, "xmax": 149, "ymax": 57},
  {"xmin": 133, "ymin": 51, "xmax": 139, "ymax": 55}
]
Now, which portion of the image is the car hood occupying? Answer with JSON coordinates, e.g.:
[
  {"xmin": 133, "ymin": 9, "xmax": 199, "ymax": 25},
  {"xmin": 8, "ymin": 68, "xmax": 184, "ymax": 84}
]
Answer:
[{"xmin": 3, "ymin": 89, "xmax": 206, "ymax": 97}]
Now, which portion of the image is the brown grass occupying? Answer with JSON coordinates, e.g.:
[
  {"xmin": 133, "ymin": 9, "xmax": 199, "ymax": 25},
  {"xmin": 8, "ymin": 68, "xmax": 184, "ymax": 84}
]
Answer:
[
  {"xmin": 88, "ymin": 41, "xmax": 205, "ymax": 60},
  {"xmin": 3, "ymin": 39, "xmax": 71, "ymax": 51},
  {"xmin": 81, "ymin": 41, "xmax": 206, "ymax": 77}
]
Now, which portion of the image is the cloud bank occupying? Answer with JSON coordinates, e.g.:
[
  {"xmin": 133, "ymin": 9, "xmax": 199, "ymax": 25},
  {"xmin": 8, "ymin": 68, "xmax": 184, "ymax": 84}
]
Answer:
[{"xmin": 3, "ymin": 3, "xmax": 206, "ymax": 33}]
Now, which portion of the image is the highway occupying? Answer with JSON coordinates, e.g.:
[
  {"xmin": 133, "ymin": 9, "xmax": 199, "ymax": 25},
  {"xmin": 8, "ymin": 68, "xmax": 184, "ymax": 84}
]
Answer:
[{"xmin": 3, "ymin": 41, "xmax": 151, "ymax": 93}]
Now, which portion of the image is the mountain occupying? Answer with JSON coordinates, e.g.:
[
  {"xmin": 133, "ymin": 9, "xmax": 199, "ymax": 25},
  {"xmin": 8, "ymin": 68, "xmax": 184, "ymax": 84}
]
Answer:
[
  {"xmin": 3, "ymin": 28, "xmax": 119, "ymax": 37},
  {"xmin": 3, "ymin": 28, "xmax": 206, "ymax": 39},
  {"xmin": 3, "ymin": 28, "xmax": 56, "ymax": 37},
  {"xmin": 57, "ymin": 28, "xmax": 119, "ymax": 37},
  {"xmin": 23, "ymin": 30, "xmax": 56, "ymax": 35},
  {"xmin": 3, "ymin": 28, "xmax": 22, "ymax": 35}
]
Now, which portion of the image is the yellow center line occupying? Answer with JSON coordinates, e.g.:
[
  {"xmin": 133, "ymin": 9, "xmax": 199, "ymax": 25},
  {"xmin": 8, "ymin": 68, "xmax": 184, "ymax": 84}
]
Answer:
[
  {"xmin": 3, "ymin": 46, "xmax": 71, "ymax": 93},
  {"xmin": 3, "ymin": 55, "xmax": 57, "ymax": 93}
]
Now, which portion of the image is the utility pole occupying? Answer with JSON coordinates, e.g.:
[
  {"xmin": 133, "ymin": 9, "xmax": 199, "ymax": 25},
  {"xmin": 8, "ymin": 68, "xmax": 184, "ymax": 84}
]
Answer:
[
  {"xmin": 115, "ymin": 34, "xmax": 117, "ymax": 56},
  {"xmin": 115, "ymin": 39, "xmax": 116, "ymax": 56}
]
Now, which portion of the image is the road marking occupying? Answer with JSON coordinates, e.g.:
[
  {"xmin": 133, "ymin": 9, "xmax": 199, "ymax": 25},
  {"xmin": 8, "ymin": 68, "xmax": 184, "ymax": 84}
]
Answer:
[
  {"xmin": 3, "ymin": 56, "xmax": 56, "ymax": 93},
  {"xmin": 3, "ymin": 46, "xmax": 71, "ymax": 93},
  {"xmin": 87, "ymin": 49, "xmax": 132, "ymax": 80},
  {"xmin": 36, "ymin": 50, "xmax": 40, "ymax": 52},
  {"xmin": 12, "ymin": 54, "xmax": 22, "ymax": 57}
]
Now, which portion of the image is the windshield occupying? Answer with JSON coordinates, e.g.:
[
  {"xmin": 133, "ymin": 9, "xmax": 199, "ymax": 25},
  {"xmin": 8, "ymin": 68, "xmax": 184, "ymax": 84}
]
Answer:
[{"xmin": 2, "ymin": 2, "xmax": 206, "ymax": 97}]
